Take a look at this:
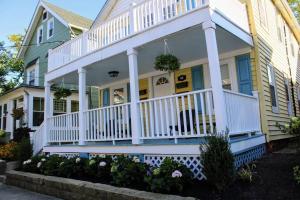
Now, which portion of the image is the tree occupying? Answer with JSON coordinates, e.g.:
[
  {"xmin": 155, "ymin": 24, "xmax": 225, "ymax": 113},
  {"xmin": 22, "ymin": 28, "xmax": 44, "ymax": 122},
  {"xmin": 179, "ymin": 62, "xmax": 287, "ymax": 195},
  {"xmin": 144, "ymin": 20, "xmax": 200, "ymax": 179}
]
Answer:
[
  {"xmin": 0, "ymin": 34, "xmax": 24, "ymax": 95},
  {"xmin": 288, "ymin": 0, "xmax": 300, "ymax": 23}
]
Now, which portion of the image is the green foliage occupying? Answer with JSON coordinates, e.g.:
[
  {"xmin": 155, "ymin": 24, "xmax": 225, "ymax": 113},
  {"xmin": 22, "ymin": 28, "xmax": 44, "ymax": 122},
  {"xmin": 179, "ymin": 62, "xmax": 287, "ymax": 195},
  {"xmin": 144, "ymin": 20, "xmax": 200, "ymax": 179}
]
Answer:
[
  {"xmin": 22, "ymin": 155, "xmax": 46, "ymax": 174},
  {"xmin": 13, "ymin": 127, "xmax": 31, "ymax": 143},
  {"xmin": 288, "ymin": 0, "xmax": 300, "ymax": 23},
  {"xmin": 294, "ymin": 165, "xmax": 300, "ymax": 185},
  {"xmin": 42, "ymin": 155, "xmax": 64, "ymax": 176},
  {"xmin": 277, "ymin": 117, "xmax": 300, "ymax": 147},
  {"xmin": 0, "ymin": 129, "xmax": 6, "ymax": 138},
  {"xmin": 54, "ymin": 87, "xmax": 72, "ymax": 100},
  {"xmin": 200, "ymin": 134, "xmax": 236, "ymax": 192},
  {"xmin": 110, "ymin": 156, "xmax": 149, "ymax": 190},
  {"xmin": 154, "ymin": 54, "xmax": 180, "ymax": 72},
  {"xmin": 15, "ymin": 138, "xmax": 32, "ymax": 163},
  {"xmin": 237, "ymin": 164, "xmax": 256, "ymax": 184},
  {"xmin": 145, "ymin": 158, "xmax": 193, "ymax": 194}
]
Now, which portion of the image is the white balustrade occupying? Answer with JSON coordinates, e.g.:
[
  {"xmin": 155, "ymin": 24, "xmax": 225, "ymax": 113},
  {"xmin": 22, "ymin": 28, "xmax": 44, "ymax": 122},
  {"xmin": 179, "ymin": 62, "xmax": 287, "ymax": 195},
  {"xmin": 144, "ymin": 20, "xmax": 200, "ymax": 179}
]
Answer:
[
  {"xmin": 48, "ymin": 112, "xmax": 79, "ymax": 143},
  {"xmin": 84, "ymin": 103, "xmax": 131, "ymax": 142},
  {"xmin": 30, "ymin": 122, "xmax": 44, "ymax": 155},
  {"xmin": 224, "ymin": 90, "xmax": 261, "ymax": 135},
  {"xmin": 138, "ymin": 89, "xmax": 214, "ymax": 140}
]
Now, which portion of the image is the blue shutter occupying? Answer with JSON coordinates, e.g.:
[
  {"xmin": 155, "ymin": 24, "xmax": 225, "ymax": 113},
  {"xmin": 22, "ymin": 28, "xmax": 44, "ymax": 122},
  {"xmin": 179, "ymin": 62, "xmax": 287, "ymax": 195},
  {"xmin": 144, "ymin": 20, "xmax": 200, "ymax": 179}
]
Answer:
[
  {"xmin": 192, "ymin": 65, "xmax": 204, "ymax": 113},
  {"xmin": 127, "ymin": 83, "xmax": 131, "ymax": 102},
  {"xmin": 236, "ymin": 54, "xmax": 253, "ymax": 95},
  {"xmin": 103, "ymin": 88, "xmax": 110, "ymax": 107}
]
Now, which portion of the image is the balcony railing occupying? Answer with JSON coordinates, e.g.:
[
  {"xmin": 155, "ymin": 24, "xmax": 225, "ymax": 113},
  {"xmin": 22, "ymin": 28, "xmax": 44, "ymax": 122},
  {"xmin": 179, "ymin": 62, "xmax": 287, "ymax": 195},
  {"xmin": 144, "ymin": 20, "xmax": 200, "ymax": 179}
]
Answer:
[
  {"xmin": 48, "ymin": 0, "xmax": 250, "ymax": 71},
  {"xmin": 46, "ymin": 89, "xmax": 261, "ymax": 145}
]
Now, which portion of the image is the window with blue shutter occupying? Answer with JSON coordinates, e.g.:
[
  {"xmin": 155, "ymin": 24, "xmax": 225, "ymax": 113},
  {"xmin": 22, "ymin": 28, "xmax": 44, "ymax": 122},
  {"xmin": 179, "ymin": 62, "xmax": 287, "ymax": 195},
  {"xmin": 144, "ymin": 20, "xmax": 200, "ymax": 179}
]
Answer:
[{"xmin": 236, "ymin": 54, "xmax": 253, "ymax": 95}]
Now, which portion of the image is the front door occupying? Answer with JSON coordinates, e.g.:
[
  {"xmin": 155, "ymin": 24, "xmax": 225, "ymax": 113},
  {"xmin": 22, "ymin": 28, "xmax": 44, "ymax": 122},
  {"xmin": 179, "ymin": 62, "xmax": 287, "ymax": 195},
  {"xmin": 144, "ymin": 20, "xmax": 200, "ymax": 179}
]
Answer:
[{"xmin": 153, "ymin": 74, "xmax": 173, "ymax": 97}]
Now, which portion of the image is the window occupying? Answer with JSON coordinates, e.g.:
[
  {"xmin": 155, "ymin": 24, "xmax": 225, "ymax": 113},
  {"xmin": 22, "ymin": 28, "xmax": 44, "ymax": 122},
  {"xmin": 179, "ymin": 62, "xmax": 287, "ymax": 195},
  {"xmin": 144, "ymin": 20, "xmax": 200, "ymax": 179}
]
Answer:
[
  {"xmin": 267, "ymin": 63, "xmax": 278, "ymax": 112},
  {"xmin": 290, "ymin": 33, "xmax": 295, "ymax": 57},
  {"xmin": 53, "ymin": 100, "xmax": 67, "ymax": 115},
  {"xmin": 3, "ymin": 104, "xmax": 7, "ymax": 130},
  {"xmin": 42, "ymin": 10, "xmax": 48, "ymax": 21},
  {"xmin": 37, "ymin": 26, "xmax": 43, "ymax": 44},
  {"xmin": 221, "ymin": 64, "xmax": 231, "ymax": 90},
  {"xmin": 257, "ymin": 0, "xmax": 268, "ymax": 29},
  {"xmin": 33, "ymin": 97, "xmax": 44, "ymax": 126},
  {"xmin": 28, "ymin": 69, "xmax": 35, "ymax": 86},
  {"xmin": 276, "ymin": 11, "xmax": 283, "ymax": 42},
  {"xmin": 284, "ymin": 78, "xmax": 292, "ymax": 116},
  {"xmin": 26, "ymin": 63, "xmax": 38, "ymax": 86},
  {"xmin": 47, "ymin": 18, "xmax": 54, "ymax": 39},
  {"xmin": 71, "ymin": 101, "xmax": 79, "ymax": 112}
]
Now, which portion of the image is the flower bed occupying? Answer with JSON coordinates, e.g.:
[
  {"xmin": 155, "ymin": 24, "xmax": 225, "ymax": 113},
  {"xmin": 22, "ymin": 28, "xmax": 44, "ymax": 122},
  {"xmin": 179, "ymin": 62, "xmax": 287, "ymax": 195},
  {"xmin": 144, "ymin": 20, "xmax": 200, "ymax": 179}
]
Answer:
[
  {"xmin": 20, "ymin": 154, "xmax": 194, "ymax": 195},
  {"xmin": 0, "ymin": 142, "xmax": 18, "ymax": 161}
]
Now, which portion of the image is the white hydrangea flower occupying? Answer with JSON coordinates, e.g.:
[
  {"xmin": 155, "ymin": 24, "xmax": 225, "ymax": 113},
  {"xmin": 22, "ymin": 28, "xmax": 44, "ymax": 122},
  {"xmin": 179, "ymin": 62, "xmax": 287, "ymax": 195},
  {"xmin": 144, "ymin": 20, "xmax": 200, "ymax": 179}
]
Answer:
[
  {"xmin": 172, "ymin": 170, "xmax": 182, "ymax": 178},
  {"xmin": 75, "ymin": 158, "xmax": 81, "ymax": 163},
  {"xmin": 41, "ymin": 158, "xmax": 46, "ymax": 162},
  {"xmin": 37, "ymin": 162, "xmax": 42, "ymax": 168},
  {"xmin": 99, "ymin": 161, "xmax": 107, "ymax": 167},
  {"xmin": 60, "ymin": 162, "xmax": 64, "ymax": 166},
  {"xmin": 132, "ymin": 156, "xmax": 140, "ymax": 163}
]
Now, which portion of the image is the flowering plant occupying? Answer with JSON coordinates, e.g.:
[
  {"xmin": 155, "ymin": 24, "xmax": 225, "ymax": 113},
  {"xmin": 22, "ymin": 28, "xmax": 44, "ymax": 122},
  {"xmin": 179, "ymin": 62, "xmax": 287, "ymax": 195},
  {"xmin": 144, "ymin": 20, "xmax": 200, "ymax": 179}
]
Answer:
[
  {"xmin": 0, "ymin": 141, "xmax": 18, "ymax": 161},
  {"xmin": 145, "ymin": 158, "xmax": 192, "ymax": 194}
]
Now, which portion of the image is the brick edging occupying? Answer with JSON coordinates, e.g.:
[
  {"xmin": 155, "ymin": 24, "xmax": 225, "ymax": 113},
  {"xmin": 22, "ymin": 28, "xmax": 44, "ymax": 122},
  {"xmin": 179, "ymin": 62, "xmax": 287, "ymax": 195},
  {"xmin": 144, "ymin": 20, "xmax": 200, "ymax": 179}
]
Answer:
[{"xmin": 5, "ymin": 170, "xmax": 196, "ymax": 200}]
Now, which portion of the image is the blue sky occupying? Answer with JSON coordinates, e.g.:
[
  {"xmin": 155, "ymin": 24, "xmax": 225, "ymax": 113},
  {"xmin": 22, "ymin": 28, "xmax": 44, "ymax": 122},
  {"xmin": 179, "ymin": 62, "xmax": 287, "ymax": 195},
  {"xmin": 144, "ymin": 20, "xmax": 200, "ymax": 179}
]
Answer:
[{"xmin": 0, "ymin": 0, "xmax": 106, "ymax": 47}]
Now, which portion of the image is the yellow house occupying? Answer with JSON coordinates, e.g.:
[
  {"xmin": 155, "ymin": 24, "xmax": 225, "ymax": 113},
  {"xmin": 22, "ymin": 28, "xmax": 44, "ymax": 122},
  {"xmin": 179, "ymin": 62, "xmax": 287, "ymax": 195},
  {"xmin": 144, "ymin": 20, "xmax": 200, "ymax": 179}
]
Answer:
[{"xmin": 241, "ymin": 0, "xmax": 300, "ymax": 144}]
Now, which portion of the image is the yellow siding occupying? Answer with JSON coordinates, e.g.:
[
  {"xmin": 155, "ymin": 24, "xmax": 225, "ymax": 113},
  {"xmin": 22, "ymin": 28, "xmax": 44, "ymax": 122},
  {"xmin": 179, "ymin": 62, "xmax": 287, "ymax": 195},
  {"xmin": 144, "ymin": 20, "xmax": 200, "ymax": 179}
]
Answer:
[{"xmin": 247, "ymin": 0, "xmax": 300, "ymax": 141}]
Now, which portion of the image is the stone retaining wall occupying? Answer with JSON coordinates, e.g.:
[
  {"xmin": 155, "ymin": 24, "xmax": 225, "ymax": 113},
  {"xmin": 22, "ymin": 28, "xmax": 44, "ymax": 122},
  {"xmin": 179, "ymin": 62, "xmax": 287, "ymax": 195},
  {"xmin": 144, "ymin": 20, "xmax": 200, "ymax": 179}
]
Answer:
[{"xmin": 6, "ymin": 170, "xmax": 196, "ymax": 200}]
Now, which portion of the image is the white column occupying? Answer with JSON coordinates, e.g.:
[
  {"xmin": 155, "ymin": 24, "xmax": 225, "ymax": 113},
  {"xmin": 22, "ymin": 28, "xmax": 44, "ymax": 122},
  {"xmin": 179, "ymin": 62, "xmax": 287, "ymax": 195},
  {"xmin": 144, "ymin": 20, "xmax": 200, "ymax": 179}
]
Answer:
[
  {"xmin": 23, "ymin": 93, "xmax": 29, "ymax": 127},
  {"xmin": 44, "ymin": 82, "xmax": 52, "ymax": 146},
  {"xmin": 78, "ymin": 68, "xmax": 87, "ymax": 145},
  {"xmin": 202, "ymin": 21, "xmax": 228, "ymax": 133},
  {"xmin": 127, "ymin": 48, "xmax": 142, "ymax": 144},
  {"xmin": 66, "ymin": 97, "xmax": 72, "ymax": 114},
  {"xmin": 7, "ymin": 100, "xmax": 14, "ymax": 139}
]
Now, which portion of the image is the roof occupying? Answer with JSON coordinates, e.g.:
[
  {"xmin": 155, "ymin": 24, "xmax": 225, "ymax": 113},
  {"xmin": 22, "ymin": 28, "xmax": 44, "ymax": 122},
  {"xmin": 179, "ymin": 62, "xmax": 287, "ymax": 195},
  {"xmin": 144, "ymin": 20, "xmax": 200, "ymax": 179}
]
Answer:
[
  {"xmin": 91, "ymin": 0, "xmax": 116, "ymax": 28},
  {"xmin": 43, "ymin": 1, "xmax": 93, "ymax": 30},
  {"xmin": 18, "ymin": 0, "xmax": 93, "ymax": 58}
]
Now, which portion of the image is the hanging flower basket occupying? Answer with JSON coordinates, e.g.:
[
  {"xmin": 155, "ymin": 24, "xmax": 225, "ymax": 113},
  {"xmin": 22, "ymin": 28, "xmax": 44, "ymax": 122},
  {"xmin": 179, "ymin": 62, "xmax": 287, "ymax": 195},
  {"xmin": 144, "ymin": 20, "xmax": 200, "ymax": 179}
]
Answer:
[
  {"xmin": 54, "ymin": 87, "xmax": 72, "ymax": 100},
  {"xmin": 154, "ymin": 54, "xmax": 180, "ymax": 72},
  {"xmin": 11, "ymin": 108, "xmax": 24, "ymax": 120}
]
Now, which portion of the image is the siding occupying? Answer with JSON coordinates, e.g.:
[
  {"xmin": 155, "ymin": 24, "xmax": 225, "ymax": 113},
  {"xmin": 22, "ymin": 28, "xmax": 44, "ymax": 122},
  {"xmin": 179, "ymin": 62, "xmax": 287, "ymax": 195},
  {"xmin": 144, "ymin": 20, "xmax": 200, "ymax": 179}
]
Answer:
[
  {"xmin": 249, "ymin": 0, "xmax": 300, "ymax": 141},
  {"xmin": 23, "ymin": 12, "xmax": 71, "ymax": 86}
]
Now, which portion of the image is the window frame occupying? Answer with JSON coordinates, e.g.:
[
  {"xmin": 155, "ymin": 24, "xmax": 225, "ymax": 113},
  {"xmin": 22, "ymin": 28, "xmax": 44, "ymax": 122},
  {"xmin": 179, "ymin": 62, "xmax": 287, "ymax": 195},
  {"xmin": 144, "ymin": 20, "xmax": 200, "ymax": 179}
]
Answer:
[
  {"xmin": 257, "ymin": 0, "xmax": 268, "ymax": 30},
  {"xmin": 275, "ymin": 11, "xmax": 283, "ymax": 43},
  {"xmin": 284, "ymin": 78, "xmax": 292, "ymax": 116},
  {"xmin": 33, "ymin": 97, "xmax": 44, "ymax": 127},
  {"xmin": 37, "ymin": 25, "xmax": 43, "ymax": 45},
  {"xmin": 267, "ymin": 63, "xmax": 279, "ymax": 113},
  {"xmin": 53, "ymin": 99, "xmax": 67, "ymax": 115},
  {"xmin": 26, "ymin": 61, "xmax": 39, "ymax": 86},
  {"xmin": 47, "ymin": 18, "xmax": 54, "ymax": 39},
  {"xmin": 42, "ymin": 10, "xmax": 48, "ymax": 22}
]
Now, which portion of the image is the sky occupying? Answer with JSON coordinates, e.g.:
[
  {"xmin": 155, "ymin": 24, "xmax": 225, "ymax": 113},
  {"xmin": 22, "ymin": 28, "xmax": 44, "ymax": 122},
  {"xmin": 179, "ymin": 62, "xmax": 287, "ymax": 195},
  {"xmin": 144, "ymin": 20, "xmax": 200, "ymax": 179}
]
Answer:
[{"xmin": 0, "ymin": 0, "xmax": 106, "ymax": 47}]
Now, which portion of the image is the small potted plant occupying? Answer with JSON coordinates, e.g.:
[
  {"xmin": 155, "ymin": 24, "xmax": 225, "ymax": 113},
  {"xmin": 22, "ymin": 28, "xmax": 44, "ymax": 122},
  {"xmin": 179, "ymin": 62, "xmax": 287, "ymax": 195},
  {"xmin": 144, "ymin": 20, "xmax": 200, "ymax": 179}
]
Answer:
[
  {"xmin": 154, "ymin": 54, "xmax": 180, "ymax": 72},
  {"xmin": 54, "ymin": 87, "xmax": 72, "ymax": 100},
  {"xmin": 11, "ymin": 108, "xmax": 24, "ymax": 120}
]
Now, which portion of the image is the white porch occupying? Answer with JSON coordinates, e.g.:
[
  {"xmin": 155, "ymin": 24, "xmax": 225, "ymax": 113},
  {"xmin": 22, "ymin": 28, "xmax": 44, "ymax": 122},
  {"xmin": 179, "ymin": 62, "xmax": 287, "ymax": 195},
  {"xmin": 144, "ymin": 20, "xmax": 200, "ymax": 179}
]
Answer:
[{"xmin": 35, "ymin": 0, "xmax": 264, "ymax": 154}]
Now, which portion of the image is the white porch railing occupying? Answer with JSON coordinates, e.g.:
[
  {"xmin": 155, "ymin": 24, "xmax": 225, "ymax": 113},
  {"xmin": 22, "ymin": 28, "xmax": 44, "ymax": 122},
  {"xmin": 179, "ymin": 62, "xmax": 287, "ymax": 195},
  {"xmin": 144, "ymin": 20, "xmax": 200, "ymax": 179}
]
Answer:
[
  {"xmin": 84, "ymin": 103, "xmax": 131, "ymax": 143},
  {"xmin": 30, "ymin": 122, "xmax": 44, "ymax": 155},
  {"xmin": 224, "ymin": 90, "xmax": 261, "ymax": 135},
  {"xmin": 138, "ymin": 89, "xmax": 214, "ymax": 140},
  {"xmin": 48, "ymin": 112, "xmax": 79, "ymax": 143}
]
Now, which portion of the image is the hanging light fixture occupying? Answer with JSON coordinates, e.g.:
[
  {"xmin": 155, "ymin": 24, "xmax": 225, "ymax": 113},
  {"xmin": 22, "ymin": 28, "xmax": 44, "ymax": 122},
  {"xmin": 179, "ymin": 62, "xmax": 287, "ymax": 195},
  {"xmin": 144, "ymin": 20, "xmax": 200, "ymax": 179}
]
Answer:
[{"xmin": 108, "ymin": 71, "xmax": 119, "ymax": 78}]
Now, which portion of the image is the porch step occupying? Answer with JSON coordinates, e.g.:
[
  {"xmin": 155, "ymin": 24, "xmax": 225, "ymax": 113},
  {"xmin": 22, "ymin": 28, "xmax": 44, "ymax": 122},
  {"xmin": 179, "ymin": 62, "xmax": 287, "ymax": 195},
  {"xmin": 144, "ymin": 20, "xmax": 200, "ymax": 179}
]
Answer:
[{"xmin": 0, "ymin": 175, "xmax": 6, "ymax": 183}]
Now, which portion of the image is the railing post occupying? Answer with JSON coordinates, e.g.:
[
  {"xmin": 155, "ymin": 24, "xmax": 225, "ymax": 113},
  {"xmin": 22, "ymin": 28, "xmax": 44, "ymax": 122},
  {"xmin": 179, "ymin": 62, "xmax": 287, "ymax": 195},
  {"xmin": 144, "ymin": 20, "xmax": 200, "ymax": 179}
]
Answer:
[
  {"xmin": 127, "ymin": 48, "xmax": 142, "ymax": 145},
  {"xmin": 252, "ymin": 91, "xmax": 261, "ymax": 132},
  {"xmin": 129, "ymin": 2, "xmax": 136, "ymax": 34},
  {"xmin": 48, "ymin": 49, "xmax": 53, "ymax": 71},
  {"xmin": 81, "ymin": 31, "xmax": 88, "ymax": 56},
  {"xmin": 202, "ymin": 21, "xmax": 228, "ymax": 134},
  {"xmin": 44, "ymin": 81, "xmax": 52, "ymax": 146},
  {"xmin": 78, "ymin": 68, "xmax": 87, "ymax": 145}
]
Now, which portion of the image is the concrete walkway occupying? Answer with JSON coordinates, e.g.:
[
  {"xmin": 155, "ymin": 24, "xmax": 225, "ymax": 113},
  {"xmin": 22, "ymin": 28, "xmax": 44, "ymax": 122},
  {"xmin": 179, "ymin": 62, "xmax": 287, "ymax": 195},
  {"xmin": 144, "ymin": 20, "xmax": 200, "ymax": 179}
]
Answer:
[{"xmin": 0, "ymin": 183, "xmax": 61, "ymax": 200}]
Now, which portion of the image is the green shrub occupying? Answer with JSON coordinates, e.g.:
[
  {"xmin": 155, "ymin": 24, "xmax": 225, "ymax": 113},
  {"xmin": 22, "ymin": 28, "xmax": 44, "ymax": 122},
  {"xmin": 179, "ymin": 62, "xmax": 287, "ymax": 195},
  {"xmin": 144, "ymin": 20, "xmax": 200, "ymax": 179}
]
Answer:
[
  {"xmin": 22, "ymin": 155, "xmax": 46, "ymax": 173},
  {"xmin": 84, "ymin": 155, "xmax": 113, "ymax": 183},
  {"xmin": 57, "ymin": 157, "xmax": 86, "ymax": 178},
  {"xmin": 277, "ymin": 117, "xmax": 300, "ymax": 147},
  {"xmin": 294, "ymin": 166, "xmax": 300, "ymax": 185},
  {"xmin": 145, "ymin": 158, "xmax": 193, "ymax": 194},
  {"xmin": 200, "ymin": 134, "xmax": 236, "ymax": 192},
  {"xmin": 42, "ymin": 155, "xmax": 64, "ymax": 176},
  {"xmin": 111, "ymin": 156, "xmax": 149, "ymax": 190},
  {"xmin": 15, "ymin": 138, "xmax": 32, "ymax": 164},
  {"xmin": 237, "ymin": 164, "xmax": 256, "ymax": 184},
  {"xmin": 13, "ymin": 127, "xmax": 31, "ymax": 143}
]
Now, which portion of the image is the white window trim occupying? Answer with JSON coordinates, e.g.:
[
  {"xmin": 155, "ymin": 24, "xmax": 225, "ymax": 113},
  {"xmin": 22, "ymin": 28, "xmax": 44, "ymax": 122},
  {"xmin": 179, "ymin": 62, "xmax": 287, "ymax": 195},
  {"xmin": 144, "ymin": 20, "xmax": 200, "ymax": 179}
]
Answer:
[
  {"xmin": 42, "ymin": 10, "xmax": 48, "ymax": 22},
  {"xmin": 37, "ymin": 25, "xmax": 43, "ymax": 45},
  {"xmin": 257, "ymin": 0, "xmax": 269, "ymax": 31},
  {"xmin": 47, "ymin": 18, "xmax": 54, "ymax": 40},
  {"xmin": 220, "ymin": 58, "xmax": 238, "ymax": 92},
  {"xmin": 284, "ymin": 78, "xmax": 292, "ymax": 116},
  {"xmin": 267, "ymin": 63, "xmax": 279, "ymax": 113},
  {"xmin": 26, "ymin": 60, "xmax": 39, "ymax": 86}
]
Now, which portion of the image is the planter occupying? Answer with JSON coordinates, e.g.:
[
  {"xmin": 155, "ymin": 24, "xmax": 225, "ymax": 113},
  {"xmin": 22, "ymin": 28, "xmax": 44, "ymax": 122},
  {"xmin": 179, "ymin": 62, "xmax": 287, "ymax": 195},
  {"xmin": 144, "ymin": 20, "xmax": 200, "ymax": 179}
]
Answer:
[{"xmin": 6, "ymin": 170, "xmax": 196, "ymax": 200}]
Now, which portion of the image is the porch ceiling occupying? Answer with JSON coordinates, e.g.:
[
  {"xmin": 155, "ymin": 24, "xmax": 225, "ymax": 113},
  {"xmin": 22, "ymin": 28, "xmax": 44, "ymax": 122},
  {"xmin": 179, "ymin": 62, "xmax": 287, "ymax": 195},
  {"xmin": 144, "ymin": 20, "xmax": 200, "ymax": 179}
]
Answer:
[{"xmin": 52, "ymin": 25, "xmax": 250, "ymax": 86}]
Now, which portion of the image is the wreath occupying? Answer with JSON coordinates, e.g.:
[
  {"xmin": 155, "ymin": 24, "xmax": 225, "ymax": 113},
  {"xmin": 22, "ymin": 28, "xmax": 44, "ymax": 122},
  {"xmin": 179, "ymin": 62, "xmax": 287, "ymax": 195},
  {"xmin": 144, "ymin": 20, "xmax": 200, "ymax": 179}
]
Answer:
[
  {"xmin": 54, "ymin": 87, "xmax": 72, "ymax": 100},
  {"xmin": 154, "ymin": 54, "xmax": 180, "ymax": 72}
]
